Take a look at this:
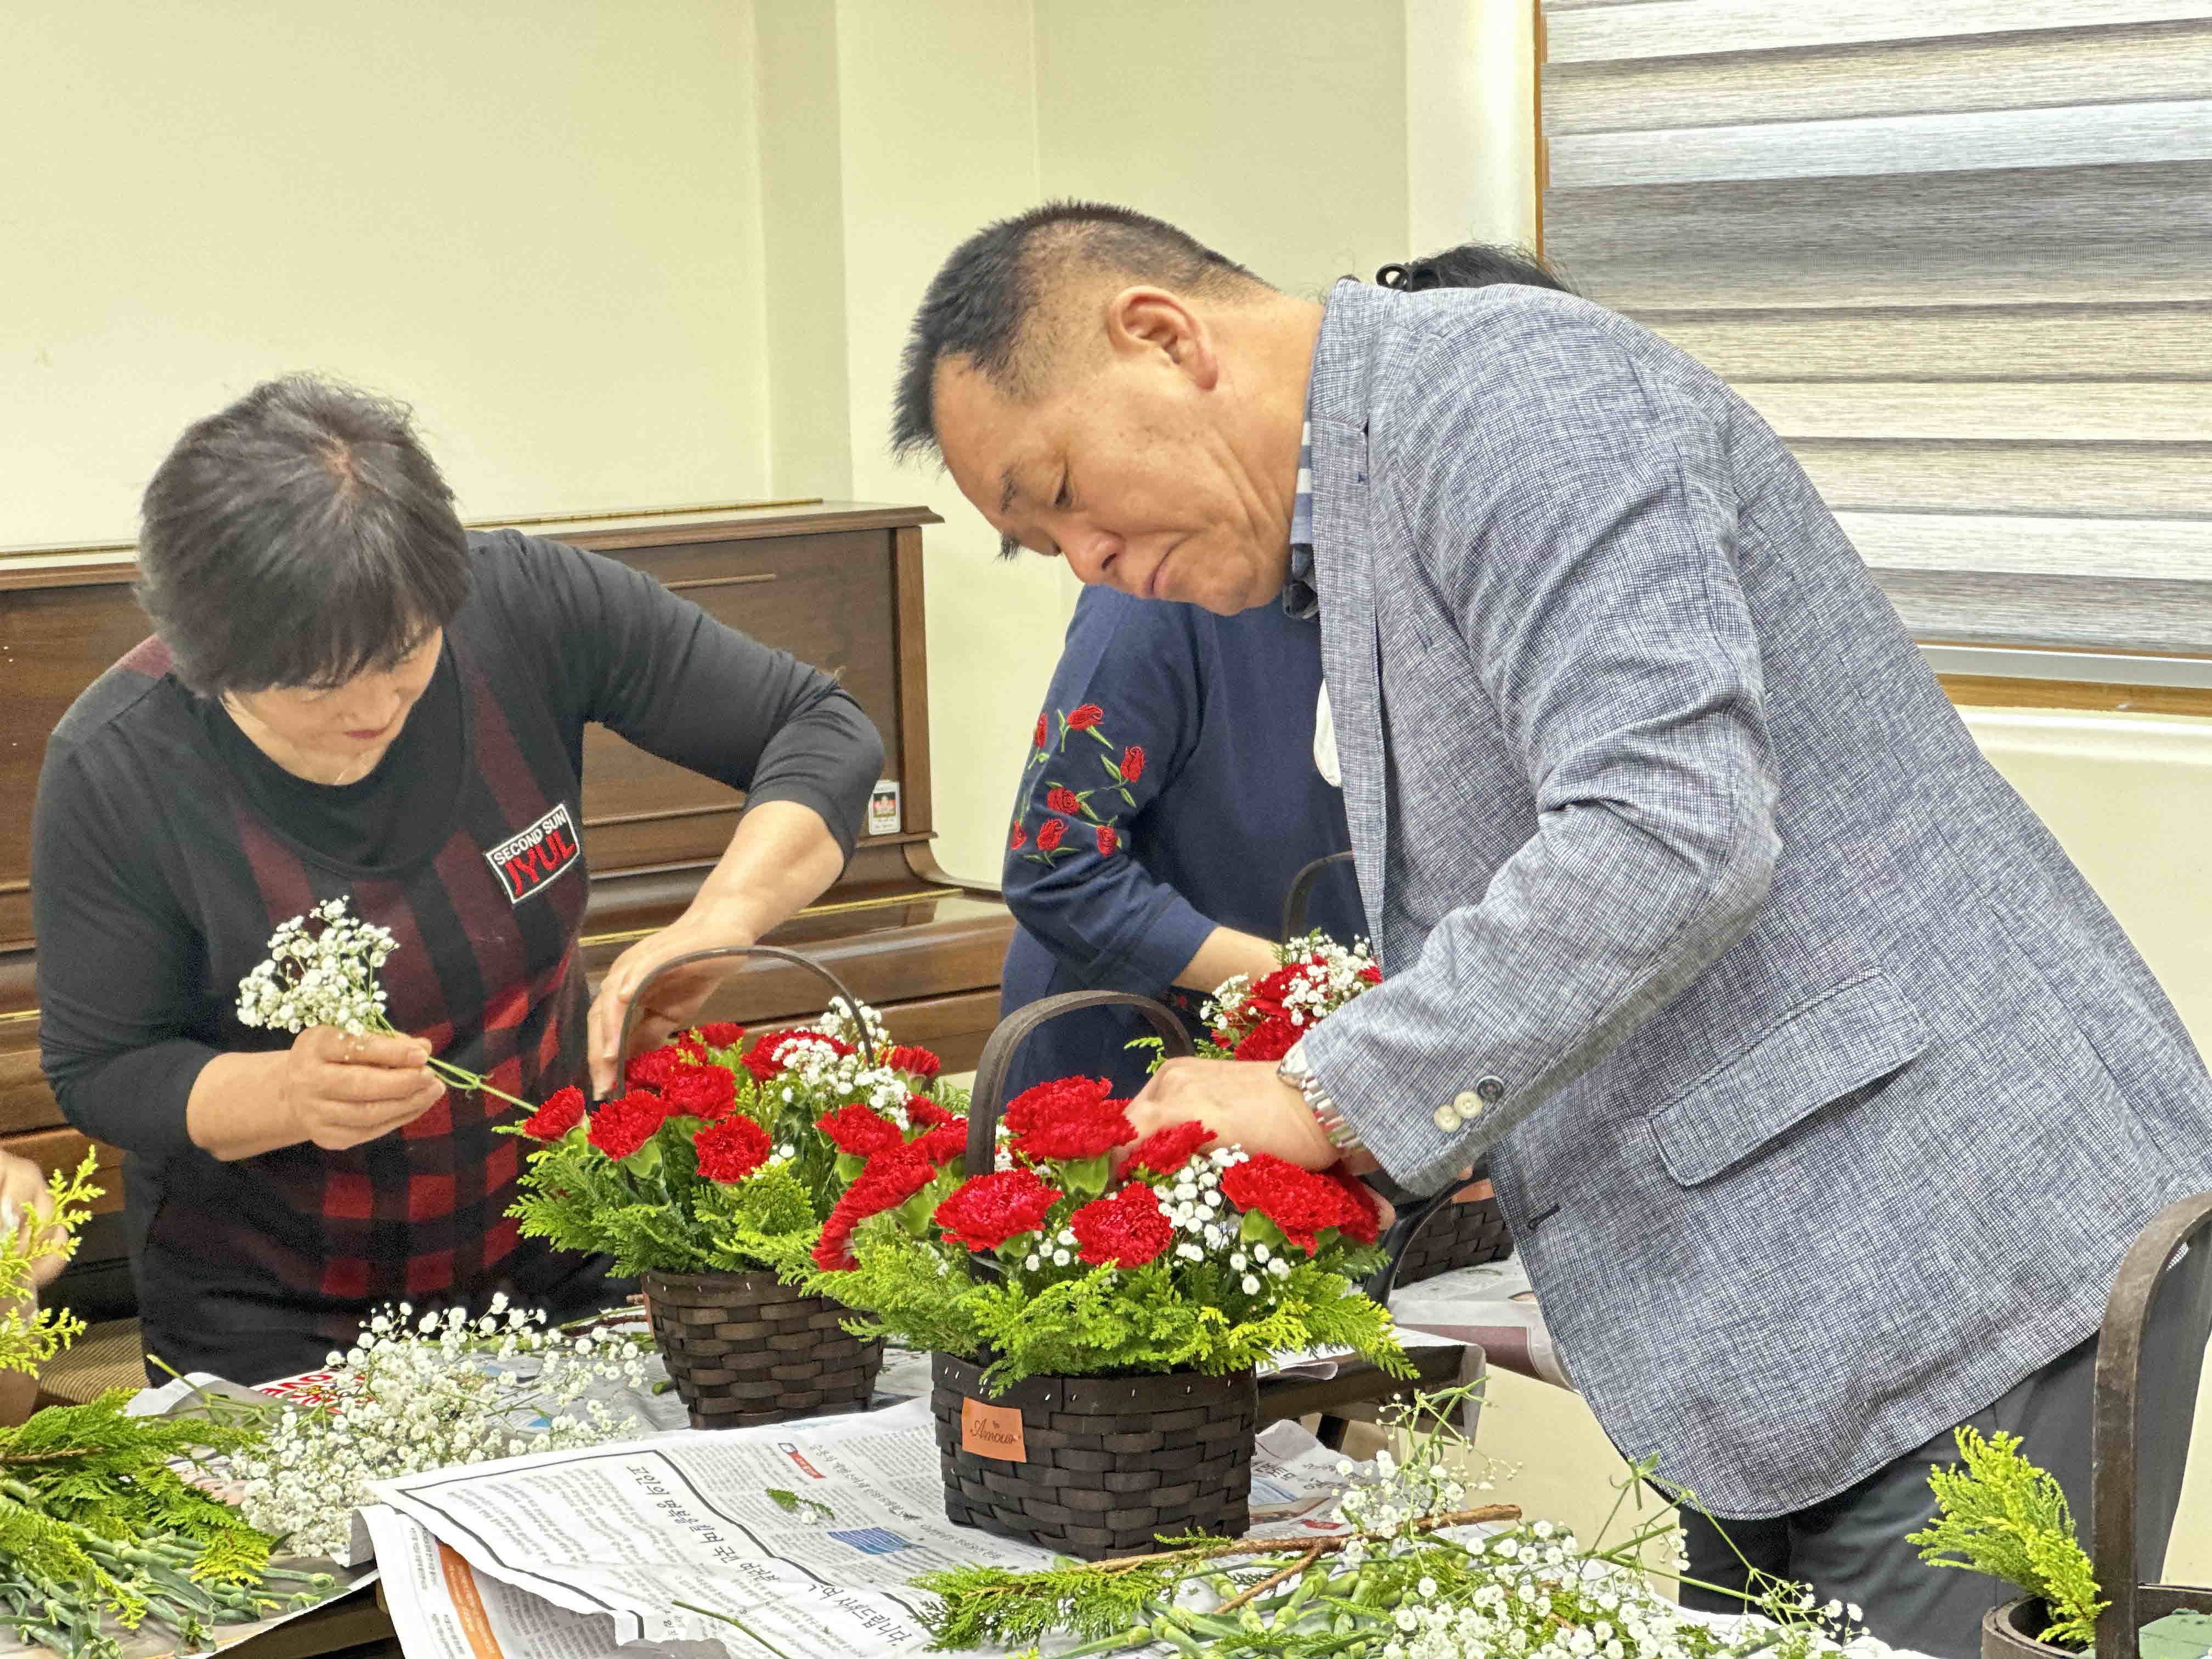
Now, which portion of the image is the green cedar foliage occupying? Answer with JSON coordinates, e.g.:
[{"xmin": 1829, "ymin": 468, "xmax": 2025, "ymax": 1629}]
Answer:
[
  {"xmin": 0, "ymin": 1152, "xmax": 100, "ymax": 1376},
  {"xmin": 1908, "ymin": 1426, "xmax": 2106, "ymax": 1649}
]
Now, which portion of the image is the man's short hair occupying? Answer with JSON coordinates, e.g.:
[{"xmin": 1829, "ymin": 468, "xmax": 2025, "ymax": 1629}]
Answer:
[
  {"xmin": 891, "ymin": 201, "xmax": 1267, "ymax": 461},
  {"xmin": 137, "ymin": 374, "xmax": 472, "ymax": 696}
]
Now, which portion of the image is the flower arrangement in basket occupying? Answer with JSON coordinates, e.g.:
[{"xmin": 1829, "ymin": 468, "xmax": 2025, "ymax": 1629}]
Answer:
[
  {"xmin": 1181, "ymin": 927, "xmax": 1515, "ymax": 1285},
  {"xmin": 789, "ymin": 991, "xmax": 1410, "ymax": 1560},
  {"xmin": 503, "ymin": 964, "xmax": 967, "ymax": 1430}
]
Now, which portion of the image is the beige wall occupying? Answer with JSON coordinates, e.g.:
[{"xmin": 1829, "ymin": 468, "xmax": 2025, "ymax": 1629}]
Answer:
[{"xmin": 2, "ymin": 2, "xmax": 773, "ymax": 545}]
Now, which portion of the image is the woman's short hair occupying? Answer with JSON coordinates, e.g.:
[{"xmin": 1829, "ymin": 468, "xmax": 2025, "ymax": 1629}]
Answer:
[
  {"xmin": 136, "ymin": 375, "xmax": 471, "ymax": 696},
  {"xmin": 1375, "ymin": 242, "xmax": 1573, "ymax": 296}
]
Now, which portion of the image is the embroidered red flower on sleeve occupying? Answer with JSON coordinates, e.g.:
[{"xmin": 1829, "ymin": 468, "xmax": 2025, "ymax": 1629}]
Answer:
[
  {"xmin": 1120, "ymin": 745, "xmax": 1145, "ymax": 783},
  {"xmin": 661, "ymin": 1063, "xmax": 738, "ymax": 1122},
  {"xmin": 934, "ymin": 1167, "xmax": 1064, "ymax": 1251},
  {"xmin": 1221, "ymin": 1152, "xmax": 1370, "ymax": 1254},
  {"xmin": 692, "ymin": 1114, "xmax": 771, "ymax": 1183},
  {"xmin": 1047, "ymin": 786, "xmax": 1083, "ymax": 816},
  {"xmin": 1009, "ymin": 822, "xmax": 1026, "ymax": 850},
  {"xmin": 587, "ymin": 1090, "xmax": 670, "ymax": 1161},
  {"xmin": 1070, "ymin": 1183, "xmax": 1173, "ymax": 1268},
  {"xmin": 1066, "ymin": 704, "xmax": 1104, "ymax": 731},
  {"xmin": 521, "ymin": 1084, "xmax": 586, "ymax": 1141},
  {"xmin": 1035, "ymin": 712, "xmax": 1049, "ymax": 748},
  {"xmin": 1095, "ymin": 824, "xmax": 1120, "ymax": 857},
  {"xmin": 1124, "ymin": 1120, "xmax": 1211, "ymax": 1176},
  {"xmin": 1036, "ymin": 817, "xmax": 1068, "ymax": 852}
]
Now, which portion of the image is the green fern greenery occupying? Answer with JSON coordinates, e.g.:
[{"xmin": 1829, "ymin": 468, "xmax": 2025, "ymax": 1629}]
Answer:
[
  {"xmin": 511, "ymin": 1143, "xmax": 820, "ymax": 1278},
  {"xmin": 788, "ymin": 1229, "xmax": 1403, "ymax": 1392},
  {"xmin": 0, "ymin": 1391, "xmax": 334, "ymax": 1656},
  {"xmin": 1908, "ymin": 1426, "xmax": 2106, "ymax": 1649},
  {"xmin": 0, "ymin": 1150, "xmax": 101, "ymax": 1377}
]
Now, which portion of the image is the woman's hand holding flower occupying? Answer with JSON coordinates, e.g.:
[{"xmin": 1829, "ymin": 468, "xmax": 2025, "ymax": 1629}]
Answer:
[{"xmin": 280, "ymin": 1025, "xmax": 445, "ymax": 1150}]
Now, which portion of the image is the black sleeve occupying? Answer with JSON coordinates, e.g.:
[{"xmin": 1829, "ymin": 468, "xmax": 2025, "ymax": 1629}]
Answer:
[
  {"xmin": 32, "ymin": 744, "xmax": 219, "ymax": 1167},
  {"xmin": 494, "ymin": 532, "xmax": 883, "ymax": 859}
]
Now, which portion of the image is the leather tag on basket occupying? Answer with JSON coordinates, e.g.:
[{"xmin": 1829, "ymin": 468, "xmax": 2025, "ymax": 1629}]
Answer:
[{"xmin": 960, "ymin": 1396, "xmax": 1026, "ymax": 1462}]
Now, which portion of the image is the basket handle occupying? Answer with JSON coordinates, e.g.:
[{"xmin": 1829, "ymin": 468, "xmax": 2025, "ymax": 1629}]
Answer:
[
  {"xmin": 607, "ymin": 943, "xmax": 879, "ymax": 1103},
  {"xmin": 964, "ymin": 990, "xmax": 1196, "ymax": 1181},
  {"xmin": 2093, "ymin": 1188, "xmax": 2212, "ymax": 1659},
  {"xmin": 1280, "ymin": 851, "xmax": 1357, "ymax": 944}
]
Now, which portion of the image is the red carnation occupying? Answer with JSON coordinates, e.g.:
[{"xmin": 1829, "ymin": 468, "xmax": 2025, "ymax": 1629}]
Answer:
[
  {"xmin": 693, "ymin": 1114, "xmax": 771, "ymax": 1183},
  {"xmin": 1066, "ymin": 704, "xmax": 1104, "ymax": 731},
  {"xmin": 1012, "ymin": 1098, "xmax": 1134, "ymax": 1164},
  {"xmin": 1360, "ymin": 964, "xmax": 1383, "ymax": 984},
  {"xmin": 1234, "ymin": 1015, "xmax": 1302, "ymax": 1064},
  {"xmin": 521, "ymin": 1084, "xmax": 586, "ymax": 1141},
  {"xmin": 1005, "ymin": 1075, "xmax": 1114, "ymax": 1131},
  {"xmin": 693, "ymin": 1021, "xmax": 746, "ymax": 1050},
  {"xmin": 1070, "ymin": 1183, "xmax": 1173, "ymax": 1269},
  {"xmin": 1009, "ymin": 822, "xmax": 1026, "ymax": 851},
  {"xmin": 1034, "ymin": 712, "xmax": 1048, "ymax": 749},
  {"xmin": 1047, "ymin": 786, "xmax": 1083, "ymax": 816},
  {"xmin": 1221, "ymin": 1152, "xmax": 1368, "ymax": 1254},
  {"xmin": 935, "ymin": 1168, "xmax": 1063, "ymax": 1252},
  {"xmin": 742, "ymin": 1028, "xmax": 853, "ymax": 1084},
  {"xmin": 906, "ymin": 1094, "xmax": 961, "ymax": 1130},
  {"xmin": 1323, "ymin": 1167, "xmax": 1384, "ymax": 1246},
  {"xmin": 1036, "ymin": 817, "xmax": 1067, "ymax": 853},
  {"xmin": 661, "ymin": 1063, "xmax": 738, "ymax": 1121},
  {"xmin": 625, "ymin": 1045, "xmax": 686, "ymax": 1090},
  {"xmin": 887, "ymin": 1045, "xmax": 942, "ymax": 1081},
  {"xmin": 1095, "ymin": 823, "xmax": 1120, "ymax": 857},
  {"xmin": 670, "ymin": 1036, "xmax": 709, "ymax": 1065},
  {"xmin": 814, "ymin": 1146, "xmax": 938, "ymax": 1270},
  {"xmin": 910, "ymin": 1118, "xmax": 970, "ymax": 1167},
  {"xmin": 818, "ymin": 1103, "xmax": 904, "ymax": 1158},
  {"xmin": 1120, "ymin": 745, "xmax": 1145, "ymax": 783},
  {"xmin": 587, "ymin": 1090, "xmax": 669, "ymax": 1161},
  {"xmin": 1125, "ymin": 1120, "xmax": 1211, "ymax": 1176}
]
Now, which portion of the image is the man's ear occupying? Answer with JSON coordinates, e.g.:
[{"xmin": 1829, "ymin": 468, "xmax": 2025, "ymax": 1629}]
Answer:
[{"xmin": 1104, "ymin": 286, "xmax": 1220, "ymax": 391}]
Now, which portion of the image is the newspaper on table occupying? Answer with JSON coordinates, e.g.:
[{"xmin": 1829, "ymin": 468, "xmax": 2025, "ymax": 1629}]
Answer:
[
  {"xmin": 1389, "ymin": 1251, "xmax": 1571, "ymax": 1387},
  {"xmin": 366, "ymin": 1397, "xmax": 1380, "ymax": 1658}
]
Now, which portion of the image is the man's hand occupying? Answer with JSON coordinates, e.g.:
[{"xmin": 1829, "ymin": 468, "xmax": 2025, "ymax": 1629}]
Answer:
[
  {"xmin": 1125, "ymin": 1057, "xmax": 1377, "ymax": 1174},
  {"xmin": 588, "ymin": 907, "xmax": 757, "ymax": 1098},
  {"xmin": 280, "ymin": 1027, "xmax": 445, "ymax": 1151},
  {"xmin": 0, "ymin": 1153, "xmax": 71, "ymax": 1291}
]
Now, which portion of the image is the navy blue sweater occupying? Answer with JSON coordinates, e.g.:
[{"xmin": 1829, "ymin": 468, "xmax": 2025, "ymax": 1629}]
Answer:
[{"xmin": 998, "ymin": 586, "xmax": 1363, "ymax": 1095}]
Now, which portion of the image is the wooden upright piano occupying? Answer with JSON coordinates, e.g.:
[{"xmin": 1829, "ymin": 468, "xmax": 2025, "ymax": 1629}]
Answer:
[{"xmin": 0, "ymin": 501, "xmax": 1015, "ymax": 1322}]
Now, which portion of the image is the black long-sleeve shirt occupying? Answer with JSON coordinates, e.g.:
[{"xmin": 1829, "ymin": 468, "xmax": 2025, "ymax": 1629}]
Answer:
[{"xmin": 31, "ymin": 529, "xmax": 880, "ymax": 1378}]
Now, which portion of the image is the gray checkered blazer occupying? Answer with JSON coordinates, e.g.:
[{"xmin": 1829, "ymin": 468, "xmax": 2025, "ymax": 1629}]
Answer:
[{"xmin": 1296, "ymin": 279, "xmax": 2212, "ymax": 1516}]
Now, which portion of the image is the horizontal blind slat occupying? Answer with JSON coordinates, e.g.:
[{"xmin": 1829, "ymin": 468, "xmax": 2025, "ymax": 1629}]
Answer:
[
  {"xmin": 1548, "ymin": 99, "xmax": 2212, "ymax": 187},
  {"xmin": 1543, "ymin": 19, "xmax": 2212, "ymax": 136},
  {"xmin": 1545, "ymin": 0, "xmax": 2212, "ymax": 64},
  {"xmin": 1543, "ymin": 161, "xmax": 2212, "ymax": 310},
  {"xmin": 1838, "ymin": 512, "xmax": 2212, "ymax": 579},
  {"xmin": 1874, "ymin": 571, "xmax": 2212, "ymax": 653},
  {"xmin": 1795, "ymin": 440, "xmax": 2212, "ymax": 517},
  {"xmin": 1639, "ymin": 302, "xmax": 2212, "ymax": 380},
  {"xmin": 1736, "ymin": 382, "xmax": 2212, "ymax": 442}
]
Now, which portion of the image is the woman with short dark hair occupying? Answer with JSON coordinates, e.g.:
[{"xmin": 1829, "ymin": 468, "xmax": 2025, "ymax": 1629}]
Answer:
[{"xmin": 32, "ymin": 375, "xmax": 882, "ymax": 1384}]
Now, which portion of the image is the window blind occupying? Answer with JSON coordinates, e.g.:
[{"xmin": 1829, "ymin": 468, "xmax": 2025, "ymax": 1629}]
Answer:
[{"xmin": 1538, "ymin": 2, "xmax": 2212, "ymax": 656}]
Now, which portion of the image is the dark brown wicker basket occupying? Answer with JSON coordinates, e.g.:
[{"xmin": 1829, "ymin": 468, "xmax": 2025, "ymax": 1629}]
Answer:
[
  {"xmin": 642, "ymin": 1269, "xmax": 884, "ymax": 1430},
  {"xmin": 1392, "ymin": 1182, "xmax": 1515, "ymax": 1286},
  {"xmin": 931, "ymin": 1351, "xmax": 1256, "ymax": 1559}
]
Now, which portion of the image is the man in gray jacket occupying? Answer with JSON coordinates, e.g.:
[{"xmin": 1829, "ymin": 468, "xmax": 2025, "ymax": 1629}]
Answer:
[{"xmin": 895, "ymin": 202, "xmax": 2212, "ymax": 1658}]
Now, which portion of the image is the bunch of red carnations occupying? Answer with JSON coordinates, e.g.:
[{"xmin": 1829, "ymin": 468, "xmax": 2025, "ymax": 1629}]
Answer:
[
  {"xmin": 792, "ymin": 1071, "xmax": 1407, "ymax": 1391},
  {"xmin": 1194, "ymin": 929, "xmax": 1385, "ymax": 1063},
  {"xmin": 502, "ymin": 1006, "xmax": 962, "ymax": 1277}
]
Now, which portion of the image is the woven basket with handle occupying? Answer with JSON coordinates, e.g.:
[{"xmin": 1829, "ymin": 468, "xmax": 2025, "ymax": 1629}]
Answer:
[
  {"xmin": 616, "ymin": 943, "xmax": 889, "ymax": 1430},
  {"xmin": 930, "ymin": 989, "xmax": 1257, "ymax": 1559}
]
